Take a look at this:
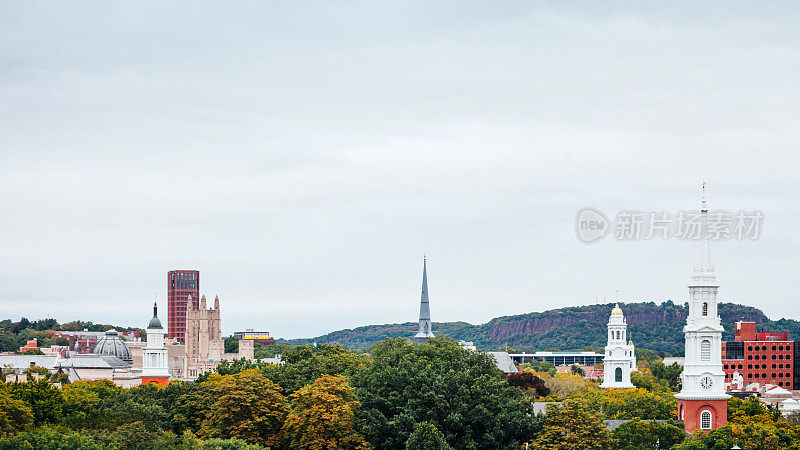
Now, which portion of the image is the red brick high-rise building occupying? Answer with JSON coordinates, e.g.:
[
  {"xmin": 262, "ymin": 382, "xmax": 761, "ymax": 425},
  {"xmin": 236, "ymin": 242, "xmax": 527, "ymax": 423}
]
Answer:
[
  {"xmin": 722, "ymin": 321, "xmax": 796, "ymax": 390},
  {"xmin": 167, "ymin": 270, "xmax": 199, "ymax": 342}
]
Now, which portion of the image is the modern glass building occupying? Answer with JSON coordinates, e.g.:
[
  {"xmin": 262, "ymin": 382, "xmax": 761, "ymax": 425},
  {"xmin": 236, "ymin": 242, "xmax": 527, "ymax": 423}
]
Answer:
[{"xmin": 167, "ymin": 270, "xmax": 199, "ymax": 343}]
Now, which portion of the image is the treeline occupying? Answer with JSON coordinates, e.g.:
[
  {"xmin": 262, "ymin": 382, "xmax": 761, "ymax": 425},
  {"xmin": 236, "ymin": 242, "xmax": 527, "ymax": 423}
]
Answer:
[
  {"xmin": 2, "ymin": 336, "xmax": 800, "ymax": 449},
  {"xmin": 280, "ymin": 301, "xmax": 797, "ymax": 355},
  {"xmin": 0, "ymin": 318, "xmax": 143, "ymax": 353}
]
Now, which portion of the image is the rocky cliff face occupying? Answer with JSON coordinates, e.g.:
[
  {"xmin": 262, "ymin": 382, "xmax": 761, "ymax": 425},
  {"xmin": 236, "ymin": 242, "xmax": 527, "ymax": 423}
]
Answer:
[{"xmin": 485, "ymin": 305, "xmax": 767, "ymax": 340}]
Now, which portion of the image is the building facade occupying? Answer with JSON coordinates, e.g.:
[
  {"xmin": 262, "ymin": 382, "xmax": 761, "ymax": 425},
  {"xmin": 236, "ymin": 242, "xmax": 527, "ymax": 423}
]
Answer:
[
  {"xmin": 675, "ymin": 190, "xmax": 729, "ymax": 433},
  {"xmin": 601, "ymin": 304, "xmax": 636, "ymax": 388},
  {"xmin": 413, "ymin": 257, "xmax": 435, "ymax": 342},
  {"xmin": 168, "ymin": 270, "xmax": 200, "ymax": 342},
  {"xmin": 508, "ymin": 351, "xmax": 605, "ymax": 366},
  {"xmin": 722, "ymin": 321, "xmax": 796, "ymax": 390}
]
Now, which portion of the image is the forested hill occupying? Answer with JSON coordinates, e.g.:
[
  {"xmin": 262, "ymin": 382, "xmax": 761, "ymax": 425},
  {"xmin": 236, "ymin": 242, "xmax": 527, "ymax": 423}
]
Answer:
[{"xmin": 278, "ymin": 302, "xmax": 800, "ymax": 355}]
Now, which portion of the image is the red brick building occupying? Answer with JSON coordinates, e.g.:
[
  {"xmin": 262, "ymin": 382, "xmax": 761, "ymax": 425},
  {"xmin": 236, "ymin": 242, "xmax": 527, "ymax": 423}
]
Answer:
[
  {"xmin": 167, "ymin": 270, "xmax": 199, "ymax": 343},
  {"xmin": 722, "ymin": 321, "xmax": 795, "ymax": 390}
]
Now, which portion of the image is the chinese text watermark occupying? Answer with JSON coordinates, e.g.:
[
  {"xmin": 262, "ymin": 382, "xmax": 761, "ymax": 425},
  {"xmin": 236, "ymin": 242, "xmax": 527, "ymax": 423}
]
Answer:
[{"xmin": 576, "ymin": 209, "xmax": 763, "ymax": 243}]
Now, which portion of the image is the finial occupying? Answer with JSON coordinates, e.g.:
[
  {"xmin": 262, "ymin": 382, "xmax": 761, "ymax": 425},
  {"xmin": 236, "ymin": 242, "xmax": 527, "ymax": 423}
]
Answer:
[{"xmin": 701, "ymin": 179, "xmax": 707, "ymax": 212}]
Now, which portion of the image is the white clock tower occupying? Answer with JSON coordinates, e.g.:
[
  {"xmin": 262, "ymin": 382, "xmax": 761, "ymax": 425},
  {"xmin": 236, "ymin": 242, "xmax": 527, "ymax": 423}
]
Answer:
[{"xmin": 675, "ymin": 185, "xmax": 729, "ymax": 432}]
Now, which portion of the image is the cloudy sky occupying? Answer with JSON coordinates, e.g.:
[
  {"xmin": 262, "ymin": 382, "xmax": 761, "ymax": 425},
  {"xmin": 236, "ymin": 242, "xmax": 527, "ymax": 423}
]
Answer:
[{"xmin": 1, "ymin": 2, "xmax": 799, "ymax": 338}]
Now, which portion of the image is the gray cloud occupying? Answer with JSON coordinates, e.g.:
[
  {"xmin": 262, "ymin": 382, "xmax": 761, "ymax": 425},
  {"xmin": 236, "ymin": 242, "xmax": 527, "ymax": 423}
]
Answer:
[{"xmin": 1, "ymin": 2, "xmax": 799, "ymax": 338}]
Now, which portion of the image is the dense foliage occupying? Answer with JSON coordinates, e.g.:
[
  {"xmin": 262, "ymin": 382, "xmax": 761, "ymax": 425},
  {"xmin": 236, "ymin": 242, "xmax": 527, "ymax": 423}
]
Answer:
[{"xmin": 5, "ymin": 335, "xmax": 800, "ymax": 449}]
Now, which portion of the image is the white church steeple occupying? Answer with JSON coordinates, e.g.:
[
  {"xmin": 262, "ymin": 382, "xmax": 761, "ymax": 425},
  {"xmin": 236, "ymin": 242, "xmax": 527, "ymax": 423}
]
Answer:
[
  {"xmin": 675, "ymin": 183, "xmax": 730, "ymax": 432},
  {"xmin": 601, "ymin": 303, "xmax": 636, "ymax": 388}
]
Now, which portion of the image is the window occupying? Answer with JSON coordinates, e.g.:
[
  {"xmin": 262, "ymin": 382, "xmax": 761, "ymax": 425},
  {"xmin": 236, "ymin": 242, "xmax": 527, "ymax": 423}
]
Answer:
[
  {"xmin": 701, "ymin": 411, "xmax": 712, "ymax": 430},
  {"xmin": 763, "ymin": 364, "xmax": 767, "ymax": 369},
  {"xmin": 780, "ymin": 364, "xmax": 784, "ymax": 369},
  {"xmin": 755, "ymin": 355, "xmax": 760, "ymax": 360},
  {"xmin": 780, "ymin": 346, "xmax": 784, "ymax": 351},
  {"xmin": 773, "ymin": 346, "xmax": 777, "ymax": 351},
  {"xmin": 702, "ymin": 303, "xmax": 708, "ymax": 316},
  {"xmin": 615, "ymin": 367, "xmax": 622, "ymax": 382},
  {"xmin": 747, "ymin": 374, "xmax": 752, "ymax": 378},
  {"xmin": 724, "ymin": 364, "xmax": 728, "ymax": 369},
  {"xmin": 762, "ymin": 346, "xmax": 767, "ymax": 351},
  {"xmin": 779, "ymin": 355, "xmax": 784, "ymax": 360},
  {"xmin": 748, "ymin": 346, "xmax": 753, "ymax": 351},
  {"xmin": 773, "ymin": 355, "xmax": 777, "ymax": 360},
  {"xmin": 773, "ymin": 364, "xmax": 777, "ymax": 369},
  {"xmin": 701, "ymin": 340, "xmax": 711, "ymax": 361},
  {"xmin": 748, "ymin": 355, "xmax": 753, "ymax": 360}
]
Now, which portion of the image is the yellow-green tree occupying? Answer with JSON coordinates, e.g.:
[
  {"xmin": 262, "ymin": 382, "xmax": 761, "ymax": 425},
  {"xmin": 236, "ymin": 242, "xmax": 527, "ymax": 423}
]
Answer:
[
  {"xmin": 0, "ymin": 384, "xmax": 33, "ymax": 434},
  {"xmin": 199, "ymin": 369, "xmax": 288, "ymax": 447},
  {"xmin": 533, "ymin": 399, "xmax": 614, "ymax": 450},
  {"xmin": 282, "ymin": 375, "xmax": 370, "ymax": 450},
  {"xmin": 579, "ymin": 387, "xmax": 677, "ymax": 420}
]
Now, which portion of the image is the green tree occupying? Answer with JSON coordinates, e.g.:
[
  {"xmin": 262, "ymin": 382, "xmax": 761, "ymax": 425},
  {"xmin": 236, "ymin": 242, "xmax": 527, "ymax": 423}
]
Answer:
[
  {"xmin": 520, "ymin": 359, "xmax": 556, "ymax": 376},
  {"xmin": 282, "ymin": 374, "xmax": 370, "ymax": 449},
  {"xmin": 225, "ymin": 337, "xmax": 239, "ymax": 354},
  {"xmin": 267, "ymin": 344, "xmax": 368, "ymax": 395},
  {"xmin": 611, "ymin": 418, "xmax": 685, "ymax": 449},
  {"xmin": 533, "ymin": 399, "xmax": 614, "ymax": 450},
  {"xmin": 89, "ymin": 421, "xmax": 182, "ymax": 450},
  {"xmin": 8, "ymin": 378, "xmax": 64, "ymax": 425},
  {"xmin": 199, "ymin": 369, "xmax": 289, "ymax": 447},
  {"xmin": 405, "ymin": 421, "xmax": 452, "ymax": 450},
  {"xmin": 0, "ymin": 425, "xmax": 104, "ymax": 450},
  {"xmin": 353, "ymin": 337, "xmax": 538, "ymax": 449},
  {"xmin": 0, "ymin": 384, "xmax": 33, "ymax": 434},
  {"xmin": 648, "ymin": 361, "xmax": 682, "ymax": 391}
]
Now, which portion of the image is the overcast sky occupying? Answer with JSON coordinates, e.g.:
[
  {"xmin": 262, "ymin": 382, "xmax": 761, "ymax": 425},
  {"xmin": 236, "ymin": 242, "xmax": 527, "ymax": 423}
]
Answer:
[{"xmin": 1, "ymin": 2, "xmax": 799, "ymax": 339}]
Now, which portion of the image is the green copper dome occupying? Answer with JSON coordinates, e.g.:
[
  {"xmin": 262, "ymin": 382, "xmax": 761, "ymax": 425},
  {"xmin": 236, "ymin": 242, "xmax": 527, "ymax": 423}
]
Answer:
[{"xmin": 148, "ymin": 301, "xmax": 163, "ymax": 329}]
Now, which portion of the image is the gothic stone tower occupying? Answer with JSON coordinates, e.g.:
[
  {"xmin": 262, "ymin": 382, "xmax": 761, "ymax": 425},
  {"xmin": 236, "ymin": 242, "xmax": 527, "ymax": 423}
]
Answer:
[
  {"xmin": 675, "ymin": 186, "xmax": 729, "ymax": 433},
  {"xmin": 413, "ymin": 257, "xmax": 435, "ymax": 342},
  {"xmin": 183, "ymin": 295, "xmax": 222, "ymax": 379},
  {"xmin": 601, "ymin": 303, "xmax": 636, "ymax": 388}
]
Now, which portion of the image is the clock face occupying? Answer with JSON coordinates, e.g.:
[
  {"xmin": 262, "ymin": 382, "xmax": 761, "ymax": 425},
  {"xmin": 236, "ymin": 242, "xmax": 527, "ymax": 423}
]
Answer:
[{"xmin": 700, "ymin": 376, "xmax": 713, "ymax": 390}]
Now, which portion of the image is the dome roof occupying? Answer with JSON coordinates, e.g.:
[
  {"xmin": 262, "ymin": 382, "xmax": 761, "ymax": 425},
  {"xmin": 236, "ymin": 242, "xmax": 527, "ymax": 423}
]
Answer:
[
  {"xmin": 611, "ymin": 303, "xmax": 623, "ymax": 315},
  {"xmin": 93, "ymin": 329, "xmax": 132, "ymax": 363},
  {"xmin": 148, "ymin": 316, "xmax": 163, "ymax": 329}
]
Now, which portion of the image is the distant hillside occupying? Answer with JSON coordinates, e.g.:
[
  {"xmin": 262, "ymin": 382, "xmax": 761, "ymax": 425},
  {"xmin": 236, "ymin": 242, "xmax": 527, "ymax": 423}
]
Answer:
[{"xmin": 278, "ymin": 302, "xmax": 800, "ymax": 355}]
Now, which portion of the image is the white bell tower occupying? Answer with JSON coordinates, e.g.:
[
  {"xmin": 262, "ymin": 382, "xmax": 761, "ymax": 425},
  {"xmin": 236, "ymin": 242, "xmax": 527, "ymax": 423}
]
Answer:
[
  {"xmin": 675, "ymin": 183, "xmax": 729, "ymax": 432},
  {"xmin": 142, "ymin": 301, "xmax": 170, "ymax": 383},
  {"xmin": 601, "ymin": 303, "xmax": 636, "ymax": 388}
]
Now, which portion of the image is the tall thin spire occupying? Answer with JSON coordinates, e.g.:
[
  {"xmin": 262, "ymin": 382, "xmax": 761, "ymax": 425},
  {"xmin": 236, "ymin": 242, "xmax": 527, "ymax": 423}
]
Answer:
[
  {"xmin": 690, "ymin": 180, "xmax": 717, "ymax": 287},
  {"xmin": 153, "ymin": 301, "xmax": 158, "ymax": 318},
  {"xmin": 697, "ymin": 180, "xmax": 712, "ymax": 270},
  {"xmin": 414, "ymin": 256, "xmax": 434, "ymax": 341}
]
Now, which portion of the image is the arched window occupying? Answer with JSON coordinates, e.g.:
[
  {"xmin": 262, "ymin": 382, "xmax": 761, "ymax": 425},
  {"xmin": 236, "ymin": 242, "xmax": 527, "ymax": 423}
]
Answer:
[
  {"xmin": 701, "ymin": 340, "xmax": 711, "ymax": 361},
  {"xmin": 615, "ymin": 367, "xmax": 622, "ymax": 382},
  {"xmin": 702, "ymin": 302, "xmax": 708, "ymax": 316},
  {"xmin": 701, "ymin": 410, "xmax": 712, "ymax": 429}
]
